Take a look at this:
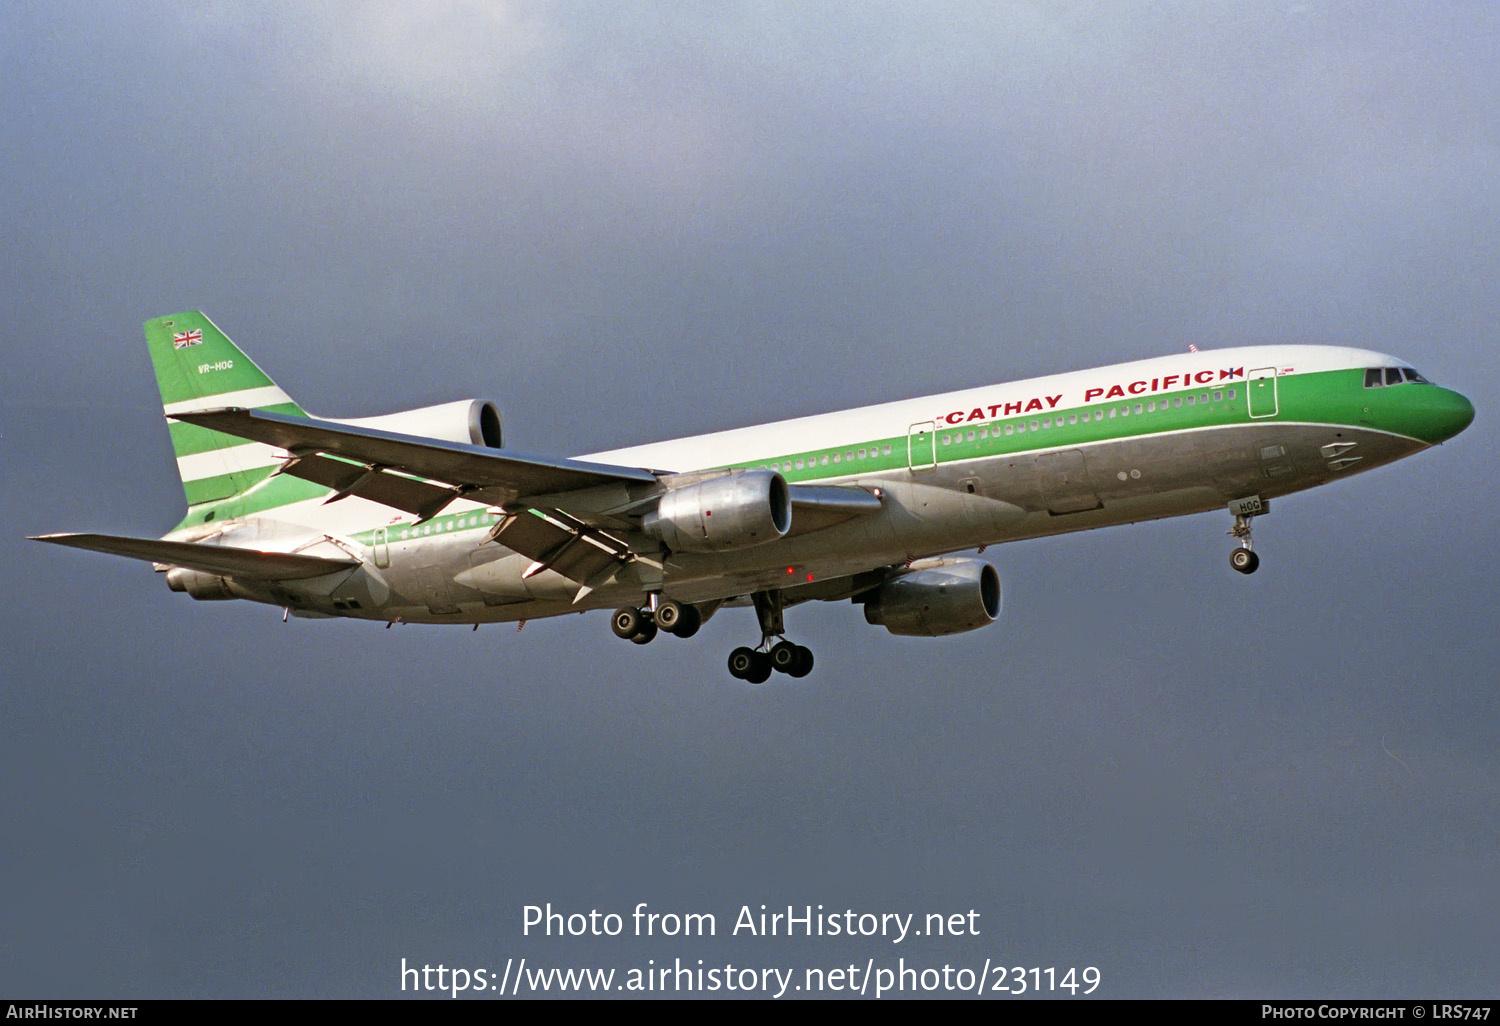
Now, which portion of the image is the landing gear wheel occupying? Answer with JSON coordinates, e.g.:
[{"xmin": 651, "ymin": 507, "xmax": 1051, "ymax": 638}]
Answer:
[
  {"xmin": 655, "ymin": 600, "xmax": 701, "ymax": 638},
  {"xmin": 728, "ymin": 647, "xmax": 757, "ymax": 679},
  {"xmin": 1230, "ymin": 548, "xmax": 1260, "ymax": 575},
  {"xmin": 654, "ymin": 600, "xmax": 683, "ymax": 632},
  {"xmin": 611, "ymin": 607, "xmax": 645, "ymax": 639},
  {"xmin": 728, "ymin": 646, "xmax": 771, "ymax": 683},
  {"xmin": 788, "ymin": 645, "xmax": 814, "ymax": 678},
  {"xmin": 770, "ymin": 640, "xmax": 802, "ymax": 674},
  {"xmin": 631, "ymin": 620, "xmax": 659, "ymax": 644},
  {"xmin": 744, "ymin": 652, "xmax": 772, "ymax": 684}
]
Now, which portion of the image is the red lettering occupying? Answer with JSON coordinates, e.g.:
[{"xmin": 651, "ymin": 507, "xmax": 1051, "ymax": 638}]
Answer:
[
  {"xmin": 1024, "ymin": 397, "xmax": 1044, "ymax": 413},
  {"xmin": 1045, "ymin": 394, "xmax": 1062, "ymax": 408},
  {"xmin": 1004, "ymin": 401, "xmax": 1023, "ymax": 415},
  {"xmin": 1162, "ymin": 373, "xmax": 1180, "ymax": 388},
  {"xmin": 944, "ymin": 412, "xmax": 964, "ymax": 425},
  {"xmin": 987, "ymin": 404, "xmax": 1003, "ymax": 417},
  {"xmin": 1085, "ymin": 387, "xmax": 1103, "ymax": 402},
  {"xmin": 1220, "ymin": 367, "xmax": 1244, "ymax": 380},
  {"xmin": 1195, "ymin": 370, "xmax": 1214, "ymax": 384},
  {"xmin": 1105, "ymin": 384, "xmax": 1125, "ymax": 399},
  {"xmin": 1128, "ymin": 380, "xmax": 1147, "ymax": 395},
  {"xmin": 968, "ymin": 408, "xmax": 985, "ymax": 422}
]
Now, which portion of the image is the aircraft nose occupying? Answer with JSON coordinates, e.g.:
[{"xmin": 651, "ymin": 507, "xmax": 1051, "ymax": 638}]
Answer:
[{"xmin": 1414, "ymin": 386, "xmax": 1475, "ymax": 445}]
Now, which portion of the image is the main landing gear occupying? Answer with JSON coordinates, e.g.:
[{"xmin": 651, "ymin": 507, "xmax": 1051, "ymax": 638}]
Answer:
[
  {"xmin": 610, "ymin": 598, "xmax": 701, "ymax": 645},
  {"xmin": 611, "ymin": 590, "xmax": 816, "ymax": 682},
  {"xmin": 1227, "ymin": 496, "xmax": 1267, "ymax": 575},
  {"xmin": 727, "ymin": 591, "xmax": 814, "ymax": 684}
]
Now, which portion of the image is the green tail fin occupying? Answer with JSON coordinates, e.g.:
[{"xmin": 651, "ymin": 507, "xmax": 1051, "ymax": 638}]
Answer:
[{"xmin": 145, "ymin": 311, "xmax": 314, "ymax": 517}]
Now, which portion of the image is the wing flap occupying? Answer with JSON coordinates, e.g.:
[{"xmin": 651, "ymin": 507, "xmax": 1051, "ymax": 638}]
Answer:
[
  {"xmin": 284, "ymin": 453, "xmax": 458, "ymax": 519},
  {"xmin": 31, "ymin": 533, "xmax": 359, "ymax": 580},
  {"xmin": 489, "ymin": 508, "xmax": 633, "ymax": 585}
]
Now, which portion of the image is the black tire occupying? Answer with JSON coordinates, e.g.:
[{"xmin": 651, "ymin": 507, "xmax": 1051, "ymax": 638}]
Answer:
[
  {"xmin": 655, "ymin": 600, "xmax": 682, "ymax": 632},
  {"xmin": 670, "ymin": 604, "xmax": 701, "ymax": 639},
  {"xmin": 788, "ymin": 645, "xmax": 814, "ymax": 678},
  {"xmin": 728, "ymin": 646, "xmax": 757, "ymax": 679},
  {"xmin": 1230, "ymin": 548, "xmax": 1260, "ymax": 575},
  {"xmin": 770, "ymin": 640, "xmax": 801, "ymax": 674},
  {"xmin": 611, "ymin": 607, "xmax": 644, "ymax": 639},
  {"xmin": 631, "ymin": 620, "xmax": 658, "ymax": 644},
  {"xmin": 744, "ymin": 651, "xmax": 773, "ymax": 684}
]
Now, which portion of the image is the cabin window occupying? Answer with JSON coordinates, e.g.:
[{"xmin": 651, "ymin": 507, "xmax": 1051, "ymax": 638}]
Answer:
[
  {"xmin": 1004, "ymin": 424, "xmax": 1014, "ymax": 435},
  {"xmin": 1200, "ymin": 393, "xmax": 1209, "ymax": 403},
  {"xmin": 942, "ymin": 435, "xmax": 951, "ymax": 445},
  {"xmin": 1067, "ymin": 414, "xmax": 1077, "ymax": 425},
  {"xmin": 831, "ymin": 452, "xmax": 840, "ymax": 463},
  {"xmin": 883, "ymin": 445, "xmax": 892, "ymax": 455},
  {"xmin": 1186, "ymin": 395, "xmax": 1195, "ymax": 406},
  {"xmin": 1385, "ymin": 367, "xmax": 1403, "ymax": 386},
  {"xmin": 1134, "ymin": 404, "xmax": 1143, "ymax": 415},
  {"xmin": 1174, "ymin": 397, "xmax": 1183, "ymax": 408},
  {"xmin": 1402, "ymin": 367, "xmax": 1428, "ymax": 383},
  {"xmin": 968, "ymin": 430, "xmax": 976, "ymax": 441},
  {"xmin": 795, "ymin": 459, "xmax": 804, "ymax": 469},
  {"xmin": 1213, "ymin": 390, "xmax": 1223, "ymax": 402}
]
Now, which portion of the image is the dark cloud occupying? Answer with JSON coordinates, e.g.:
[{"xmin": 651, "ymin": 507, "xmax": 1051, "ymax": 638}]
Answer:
[{"xmin": 3, "ymin": 1, "xmax": 1496, "ymax": 997}]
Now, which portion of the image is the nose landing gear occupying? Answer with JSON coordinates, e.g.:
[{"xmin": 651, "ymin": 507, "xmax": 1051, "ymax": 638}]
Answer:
[{"xmin": 1227, "ymin": 496, "xmax": 1267, "ymax": 575}]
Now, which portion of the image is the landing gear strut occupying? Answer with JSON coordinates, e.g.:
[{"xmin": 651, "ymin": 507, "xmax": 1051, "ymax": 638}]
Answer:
[
  {"xmin": 726, "ymin": 590, "xmax": 815, "ymax": 682},
  {"xmin": 1227, "ymin": 496, "xmax": 1266, "ymax": 575}
]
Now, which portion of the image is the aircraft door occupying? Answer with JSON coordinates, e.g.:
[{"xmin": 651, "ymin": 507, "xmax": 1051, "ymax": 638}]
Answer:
[
  {"xmin": 373, "ymin": 527, "xmax": 390, "ymax": 568},
  {"xmin": 1248, "ymin": 367, "xmax": 1279, "ymax": 419},
  {"xmin": 908, "ymin": 422, "xmax": 936, "ymax": 471},
  {"xmin": 1036, "ymin": 449, "xmax": 1102, "ymax": 514}
]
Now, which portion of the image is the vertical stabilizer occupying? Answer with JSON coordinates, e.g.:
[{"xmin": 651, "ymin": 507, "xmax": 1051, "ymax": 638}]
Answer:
[{"xmin": 144, "ymin": 311, "xmax": 310, "ymax": 513}]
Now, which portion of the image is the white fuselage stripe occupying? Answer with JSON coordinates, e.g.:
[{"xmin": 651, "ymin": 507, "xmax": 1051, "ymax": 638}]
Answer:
[{"xmin": 177, "ymin": 442, "xmax": 287, "ymax": 482}]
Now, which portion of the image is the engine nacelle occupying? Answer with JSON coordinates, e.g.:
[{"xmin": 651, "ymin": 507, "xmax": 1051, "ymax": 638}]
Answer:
[
  {"xmin": 336, "ymin": 399, "xmax": 503, "ymax": 448},
  {"xmin": 863, "ymin": 558, "xmax": 1002, "ymax": 637},
  {"xmin": 643, "ymin": 470, "xmax": 791, "ymax": 552}
]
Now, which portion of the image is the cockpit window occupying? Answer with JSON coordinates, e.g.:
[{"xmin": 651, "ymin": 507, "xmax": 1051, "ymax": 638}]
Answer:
[{"xmin": 1366, "ymin": 366, "xmax": 1432, "ymax": 388}]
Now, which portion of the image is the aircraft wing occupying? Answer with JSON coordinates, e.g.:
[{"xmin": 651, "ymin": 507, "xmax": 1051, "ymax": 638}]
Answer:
[
  {"xmin": 30, "ymin": 533, "xmax": 360, "ymax": 580},
  {"xmin": 170, "ymin": 408, "xmax": 660, "ymax": 519}
]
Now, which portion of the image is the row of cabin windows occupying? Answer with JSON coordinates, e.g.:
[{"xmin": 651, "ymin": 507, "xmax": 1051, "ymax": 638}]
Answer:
[
  {"xmin": 758, "ymin": 444, "xmax": 895, "ymax": 473},
  {"xmin": 1364, "ymin": 367, "xmax": 1428, "ymax": 388},
  {"xmin": 396, "ymin": 512, "xmax": 492, "ymax": 541},
  {"xmin": 939, "ymin": 389, "xmax": 1236, "ymax": 446}
]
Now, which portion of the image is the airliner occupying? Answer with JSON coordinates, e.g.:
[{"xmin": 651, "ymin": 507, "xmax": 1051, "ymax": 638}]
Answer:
[{"xmin": 33, "ymin": 313, "xmax": 1473, "ymax": 682}]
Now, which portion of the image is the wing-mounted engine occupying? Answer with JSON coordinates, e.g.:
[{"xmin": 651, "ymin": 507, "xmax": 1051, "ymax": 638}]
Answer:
[
  {"xmin": 642, "ymin": 469, "xmax": 791, "ymax": 552},
  {"xmin": 862, "ymin": 557, "xmax": 1002, "ymax": 637},
  {"xmin": 335, "ymin": 399, "xmax": 503, "ymax": 448}
]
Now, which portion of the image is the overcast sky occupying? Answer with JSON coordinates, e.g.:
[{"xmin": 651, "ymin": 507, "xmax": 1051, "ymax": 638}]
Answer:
[{"xmin": 3, "ymin": 1, "xmax": 1497, "ymax": 999}]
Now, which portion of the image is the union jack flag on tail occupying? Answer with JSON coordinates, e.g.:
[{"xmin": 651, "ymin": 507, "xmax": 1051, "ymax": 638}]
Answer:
[{"xmin": 173, "ymin": 329, "xmax": 203, "ymax": 350}]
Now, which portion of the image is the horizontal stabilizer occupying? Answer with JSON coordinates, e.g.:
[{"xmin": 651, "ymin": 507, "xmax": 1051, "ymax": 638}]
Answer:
[
  {"xmin": 30, "ymin": 533, "xmax": 360, "ymax": 580},
  {"xmin": 170, "ymin": 408, "xmax": 658, "ymax": 509}
]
